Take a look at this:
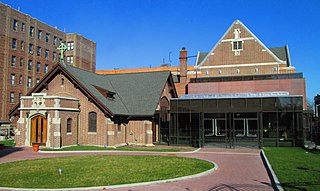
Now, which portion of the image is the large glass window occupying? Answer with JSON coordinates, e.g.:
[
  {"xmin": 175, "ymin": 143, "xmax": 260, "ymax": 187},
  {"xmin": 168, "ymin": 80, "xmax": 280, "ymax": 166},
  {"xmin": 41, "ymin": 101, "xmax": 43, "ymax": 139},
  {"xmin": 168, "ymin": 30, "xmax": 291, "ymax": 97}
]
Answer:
[{"xmin": 88, "ymin": 112, "xmax": 97, "ymax": 132}]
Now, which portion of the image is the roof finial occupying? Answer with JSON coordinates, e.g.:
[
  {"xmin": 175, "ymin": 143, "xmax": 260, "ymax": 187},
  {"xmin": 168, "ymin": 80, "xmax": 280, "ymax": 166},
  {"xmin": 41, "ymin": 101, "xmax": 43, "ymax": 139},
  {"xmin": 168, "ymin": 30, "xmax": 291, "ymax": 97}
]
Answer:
[{"xmin": 57, "ymin": 42, "xmax": 68, "ymax": 66}]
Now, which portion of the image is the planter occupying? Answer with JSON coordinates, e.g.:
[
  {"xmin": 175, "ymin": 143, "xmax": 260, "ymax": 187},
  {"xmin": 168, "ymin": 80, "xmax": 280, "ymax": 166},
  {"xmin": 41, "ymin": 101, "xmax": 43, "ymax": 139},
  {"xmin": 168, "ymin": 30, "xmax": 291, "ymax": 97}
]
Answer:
[{"xmin": 32, "ymin": 143, "xmax": 40, "ymax": 152}]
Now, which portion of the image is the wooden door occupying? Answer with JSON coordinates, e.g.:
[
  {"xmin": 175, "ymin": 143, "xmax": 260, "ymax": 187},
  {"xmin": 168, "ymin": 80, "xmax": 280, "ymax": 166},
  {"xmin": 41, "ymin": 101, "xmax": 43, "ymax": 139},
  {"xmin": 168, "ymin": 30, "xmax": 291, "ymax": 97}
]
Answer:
[{"xmin": 31, "ymin": 115, "xmax": 47, "ymax": 144}]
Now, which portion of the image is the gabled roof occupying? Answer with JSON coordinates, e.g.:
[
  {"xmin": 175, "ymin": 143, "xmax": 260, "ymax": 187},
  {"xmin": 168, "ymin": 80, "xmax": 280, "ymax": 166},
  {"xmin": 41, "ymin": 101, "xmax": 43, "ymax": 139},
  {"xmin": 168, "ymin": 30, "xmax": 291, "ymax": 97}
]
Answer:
[
  {"xmin": 196, "ymin": 46, "xmax": 291, "ymax": 66},
  {"xmin": 196, "ymin": 20, "xmax": 286, "ymax": 67},
  {"xmin": 10, "ymin": 63, "xmax": 176, "ymax": 117}
]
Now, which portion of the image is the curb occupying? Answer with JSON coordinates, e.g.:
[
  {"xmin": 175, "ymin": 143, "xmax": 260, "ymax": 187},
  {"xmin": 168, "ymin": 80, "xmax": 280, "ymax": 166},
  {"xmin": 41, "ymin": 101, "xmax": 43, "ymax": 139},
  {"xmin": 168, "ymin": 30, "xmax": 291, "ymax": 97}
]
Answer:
[
  {"xmin": 0, "ymin": 159, "xmax": 217, "ymax": 191},
  {"xmin": 260, "ymin": 150, "xmax": 284, "ymax": 191},
  {"xmin": 38, "ymin": 148, "xmax": 201, "ymax": 154}
]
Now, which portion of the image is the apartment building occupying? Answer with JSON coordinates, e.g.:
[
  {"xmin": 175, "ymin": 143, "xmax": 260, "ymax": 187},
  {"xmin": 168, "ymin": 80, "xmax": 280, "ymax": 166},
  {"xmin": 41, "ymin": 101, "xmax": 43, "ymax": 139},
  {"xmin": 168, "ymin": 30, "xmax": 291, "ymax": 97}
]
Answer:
[{"xmin": 0, "ymin": 3, "xmax": 96, "ymax": 120}]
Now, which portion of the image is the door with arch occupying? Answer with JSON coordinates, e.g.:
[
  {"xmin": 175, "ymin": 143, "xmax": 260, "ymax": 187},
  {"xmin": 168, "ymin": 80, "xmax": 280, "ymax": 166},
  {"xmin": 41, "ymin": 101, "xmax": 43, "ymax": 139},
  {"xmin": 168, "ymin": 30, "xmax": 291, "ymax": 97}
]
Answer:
[{"xmin": 31, "ymin": 115, "xmax": 47, "ymax": 144}]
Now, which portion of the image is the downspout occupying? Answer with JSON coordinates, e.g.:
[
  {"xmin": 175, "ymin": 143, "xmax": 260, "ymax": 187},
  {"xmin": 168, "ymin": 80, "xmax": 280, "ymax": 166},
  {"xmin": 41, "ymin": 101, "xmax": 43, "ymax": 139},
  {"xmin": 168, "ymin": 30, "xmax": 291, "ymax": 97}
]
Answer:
[{"xmin": 76, "ymin": 102, "xmax": 80, "ymax": 145}]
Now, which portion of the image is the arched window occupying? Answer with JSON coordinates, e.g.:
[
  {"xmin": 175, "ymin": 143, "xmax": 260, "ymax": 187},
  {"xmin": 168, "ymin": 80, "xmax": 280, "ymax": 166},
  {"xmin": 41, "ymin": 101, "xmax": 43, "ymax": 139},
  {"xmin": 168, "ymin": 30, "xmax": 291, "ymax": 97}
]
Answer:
[
  {"xmin": 88, "ymin": 112, "xmax": 97, "ymax": 132},
  {"xmin": 67, "ymin": 118, "xmax": 72, "ymax": 133}
]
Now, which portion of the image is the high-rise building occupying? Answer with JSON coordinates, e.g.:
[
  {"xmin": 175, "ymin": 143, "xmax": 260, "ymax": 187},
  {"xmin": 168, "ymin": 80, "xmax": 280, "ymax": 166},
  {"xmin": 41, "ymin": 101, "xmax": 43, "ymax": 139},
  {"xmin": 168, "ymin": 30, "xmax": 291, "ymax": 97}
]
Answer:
[{"xmin": 0, "ymin": 3, "xmax": 96, "ymax": 121}]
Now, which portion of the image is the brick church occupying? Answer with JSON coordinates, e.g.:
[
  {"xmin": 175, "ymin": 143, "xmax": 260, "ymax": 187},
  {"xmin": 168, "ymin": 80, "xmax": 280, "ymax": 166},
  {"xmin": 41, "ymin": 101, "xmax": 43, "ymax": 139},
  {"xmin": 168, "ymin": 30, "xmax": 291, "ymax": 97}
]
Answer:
[{"xmin": 10, "ymin": 62, "xmax": 177, "ymax": 148}]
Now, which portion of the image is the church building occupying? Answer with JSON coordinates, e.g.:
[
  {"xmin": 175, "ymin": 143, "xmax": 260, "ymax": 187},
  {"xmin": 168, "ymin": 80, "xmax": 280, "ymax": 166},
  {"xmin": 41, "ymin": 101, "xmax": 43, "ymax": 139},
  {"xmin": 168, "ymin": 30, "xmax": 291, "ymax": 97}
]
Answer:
[{"xmin": 10, "ymin": 62, "xmax": 177, "ymax": 148}]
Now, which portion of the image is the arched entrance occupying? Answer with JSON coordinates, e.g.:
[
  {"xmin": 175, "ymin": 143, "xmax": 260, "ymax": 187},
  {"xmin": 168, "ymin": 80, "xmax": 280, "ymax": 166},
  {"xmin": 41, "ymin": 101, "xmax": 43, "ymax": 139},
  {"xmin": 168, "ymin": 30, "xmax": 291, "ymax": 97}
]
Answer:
[{"xmin": 30, "ymin": 115, "xmax": 47, "ymax": 145}]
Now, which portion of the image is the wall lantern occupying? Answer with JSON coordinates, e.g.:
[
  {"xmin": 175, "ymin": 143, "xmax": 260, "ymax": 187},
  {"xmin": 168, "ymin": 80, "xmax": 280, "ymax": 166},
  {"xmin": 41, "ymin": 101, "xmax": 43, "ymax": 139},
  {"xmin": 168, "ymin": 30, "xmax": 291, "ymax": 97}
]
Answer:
[{"xmin": 26, "ymin": 112, "xmax": 29, "ymax": 118}]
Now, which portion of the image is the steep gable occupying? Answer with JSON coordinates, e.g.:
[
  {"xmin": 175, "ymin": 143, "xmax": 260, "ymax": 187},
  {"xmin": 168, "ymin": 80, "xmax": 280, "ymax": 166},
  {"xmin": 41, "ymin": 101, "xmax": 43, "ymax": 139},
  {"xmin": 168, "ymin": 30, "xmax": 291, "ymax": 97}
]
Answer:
[{"xmin": 197, "ymin": 20, "xmax": 285, "ymax": 67}]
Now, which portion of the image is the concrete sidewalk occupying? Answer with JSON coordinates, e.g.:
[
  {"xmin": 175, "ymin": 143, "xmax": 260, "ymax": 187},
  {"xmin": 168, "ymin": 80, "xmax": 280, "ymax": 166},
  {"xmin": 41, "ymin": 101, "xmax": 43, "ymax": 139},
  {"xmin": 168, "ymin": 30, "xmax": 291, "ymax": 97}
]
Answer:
[{"xmin": 0, "ymin": 147, "xmax": 274, "ymax": 191}]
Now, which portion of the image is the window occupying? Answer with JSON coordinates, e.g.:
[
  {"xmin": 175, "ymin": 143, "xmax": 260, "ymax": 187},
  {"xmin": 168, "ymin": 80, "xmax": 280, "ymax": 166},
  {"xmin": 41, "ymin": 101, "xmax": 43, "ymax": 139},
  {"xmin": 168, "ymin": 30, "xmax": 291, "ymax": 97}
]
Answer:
[
  {"xmin": 53, "ymin": 52, "xmax": 56, "ymax": 61},
  {"xmin": 29, "ymin": 26, "xmax": 34, "ymax": 37},
  {"xmin": 20, "ymin": 58, "xmax": 23, "ymax": 67},
  {"xmin": 233, "ymin": 41, "xmax": 243, "ymax": 50},
  {"xmin": 13, "ymin": 19, "xmax": 17, "ymax": 31},
  {"xmin": 12, "ymin": 38, "xmax": 17, "ymax": 49},
  {"xmin": 88, "ymin": 112, "xmax": 97, "ymax": 132},
  {"xmin": 44, "ymin": 64, "xmax": 49, "ymax": 73},
  {"xmin": 45, "ymin": 49, "xmax": 49, "ymax": 59},
  {"xmin": 67, "ymin": 118, "xmax": 72, "ymax": 133},
  {"xmin": 61, "ymin": 78, "xmax": 64, "ymax": 86},
  {"xmin": 27, "ymin": 77, "xmax": 32, "ymax": 88},
  {"xmin": 37, "ymin": 46, "xmax": 41, "ymax": 56},
  {"xmin": 28, "ymin": 60, "xmax": 32, "ymax": 71},
  {"xmin": 53, "ymin": 36, "xmax": 57, "ymax": 45},
  {"xmin": 45, "ymin": 33, "xmax": 50, "ymax": 42},
  {"xmin": 36, "ymin": 62, "xmax": 40, "ymax": 73},
  {"xmin": 67, "ymin": 41, "xmax": 74, "ymax": 50},
  {"xmin": 36, "ymin": 78, "xmax": 40, "ymax": 84},
  {"xmin": 18, "ymin": 92, "xmax": 22, "ymax": 100},
  {"xmin": 38, "ymin": 30, "xmax": 42, "ymax": 39},
  {"xmin": 19, "ymin": 75, "xmax": 22, "ymax": 85},
  {"xmin": 21, "ymin": 41, "xmax": 24, "ymax": 51},
  {"xmin": 10, "ymin": 92, "xmax": 14, "ymax": 103},
  {"xmin": 21, "ymin": 22, "xmax": 25, "ymax": 32},
  {"xmin": 11, "ymin": 55, "xmax": 16, "ymax": 67},
  {"xmin": 67, "ymin": 56, "xmax": 73, "ymax": 64},
  {"xmin": 29, "ymin": 43, "xmax": 33, "ymax": 54},
  {"xmin": 10, "ymin": 74, "xmax": 15, "ymax": 85}
]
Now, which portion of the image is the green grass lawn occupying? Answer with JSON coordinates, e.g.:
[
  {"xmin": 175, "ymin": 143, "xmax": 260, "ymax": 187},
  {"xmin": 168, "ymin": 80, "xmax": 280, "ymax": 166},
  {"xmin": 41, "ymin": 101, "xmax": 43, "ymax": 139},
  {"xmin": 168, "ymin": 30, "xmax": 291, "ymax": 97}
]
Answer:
[
  {"xmin": 264, "ymin": 147, "xmax": 320, "ymax": 191},
  {"xmin": 0, "ymin": 155, "xmax": 213, "ymax": 189},
  {"xmin": 0, "ymin": 139, "xmax": 15, "ymax": 146},
  {"xmin": 41, "ymin": 145, "xmax": 196, "ymax": 152}
]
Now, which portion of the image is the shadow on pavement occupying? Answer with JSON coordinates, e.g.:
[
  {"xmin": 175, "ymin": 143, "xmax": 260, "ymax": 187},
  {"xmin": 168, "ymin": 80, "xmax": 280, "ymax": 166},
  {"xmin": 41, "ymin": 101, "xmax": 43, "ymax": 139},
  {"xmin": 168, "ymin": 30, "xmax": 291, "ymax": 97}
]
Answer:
[{"xmin": 0, "ymin": 146, "xmax": 23, "ymax": 159}]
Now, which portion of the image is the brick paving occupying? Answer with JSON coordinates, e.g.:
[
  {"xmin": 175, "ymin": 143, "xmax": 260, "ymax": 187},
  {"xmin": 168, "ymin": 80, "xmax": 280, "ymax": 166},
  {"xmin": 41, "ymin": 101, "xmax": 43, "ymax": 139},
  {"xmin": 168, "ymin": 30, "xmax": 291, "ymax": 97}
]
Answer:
[{"xmin": 0, "ymin": 147, "xmax": 274, "ymax": 191}]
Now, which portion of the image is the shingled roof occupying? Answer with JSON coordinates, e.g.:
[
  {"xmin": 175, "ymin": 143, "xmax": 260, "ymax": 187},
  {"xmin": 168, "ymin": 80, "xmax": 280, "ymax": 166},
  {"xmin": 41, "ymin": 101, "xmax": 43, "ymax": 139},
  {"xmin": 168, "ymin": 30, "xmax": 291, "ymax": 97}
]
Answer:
[{"xmin": 9, "ymin": 63, "xmax": 176, "ymax": 118}]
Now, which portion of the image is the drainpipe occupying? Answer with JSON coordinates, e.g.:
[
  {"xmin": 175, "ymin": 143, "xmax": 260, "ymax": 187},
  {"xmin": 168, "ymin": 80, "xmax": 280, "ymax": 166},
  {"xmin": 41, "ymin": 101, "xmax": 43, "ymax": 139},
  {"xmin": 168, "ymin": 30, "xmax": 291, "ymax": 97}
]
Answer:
[{"xmin": 76, "ymin": 102, "xmax": 80, "ymax": 145}]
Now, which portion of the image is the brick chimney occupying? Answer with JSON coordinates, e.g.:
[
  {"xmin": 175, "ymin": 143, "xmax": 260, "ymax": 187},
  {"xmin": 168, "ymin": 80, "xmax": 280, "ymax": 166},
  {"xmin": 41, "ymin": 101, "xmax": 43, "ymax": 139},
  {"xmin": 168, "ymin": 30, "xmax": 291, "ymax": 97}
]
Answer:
[{"xmin": 179, "ymin": 47, "xmax": 188, "ymax": 84}]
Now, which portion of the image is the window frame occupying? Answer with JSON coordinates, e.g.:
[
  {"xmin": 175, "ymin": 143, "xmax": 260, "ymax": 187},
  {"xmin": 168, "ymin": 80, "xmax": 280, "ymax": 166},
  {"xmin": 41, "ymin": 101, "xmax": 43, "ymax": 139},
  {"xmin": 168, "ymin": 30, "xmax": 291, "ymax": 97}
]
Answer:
[
  {"xmin": 67, "ymin": 118, "xmax": 72, "ymax": 133},
  {"xmin": 13, "ymin": 19, "xmax": 18, "ymax": 31},
  {"xmin": 10, "ymin": 92, "xmax": 14, "ymax": 103},
  {"xmin": 88, "ymin": 112, "xmax": 97, "ymax": 133},
  {"xmin": 12, "ymin": 38, "xmax": 17, "ymax": 49},
  {"xmin": 36, "ymin": 62, "xmax": 41, "ymax": 73},
  {"xmin": 10, "ymin": 74, "xmax": 15, "ymax": 85},
  {"xmin": 11, "ymin": 55, "xmax": 16, "ymax": 67}
]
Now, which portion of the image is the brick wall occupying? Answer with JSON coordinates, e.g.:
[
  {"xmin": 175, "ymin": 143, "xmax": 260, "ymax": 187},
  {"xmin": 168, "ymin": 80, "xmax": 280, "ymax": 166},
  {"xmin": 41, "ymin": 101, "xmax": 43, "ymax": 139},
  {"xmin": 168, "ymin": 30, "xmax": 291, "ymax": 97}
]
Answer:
[
  {"xmin": 188, "ymin": 78, "xmax": 307, "ymax": 110},
  {"xmin": 0, "ymin": 3, "xmax": 96, "ymax": 121}
]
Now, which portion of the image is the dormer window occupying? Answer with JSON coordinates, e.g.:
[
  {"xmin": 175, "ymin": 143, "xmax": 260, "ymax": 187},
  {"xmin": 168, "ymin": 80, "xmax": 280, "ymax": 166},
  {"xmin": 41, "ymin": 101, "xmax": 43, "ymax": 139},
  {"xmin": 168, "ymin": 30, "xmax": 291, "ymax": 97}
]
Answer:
[{"xmin": 93, "ymin": 85, "xmax": 115, "ymax": 100}]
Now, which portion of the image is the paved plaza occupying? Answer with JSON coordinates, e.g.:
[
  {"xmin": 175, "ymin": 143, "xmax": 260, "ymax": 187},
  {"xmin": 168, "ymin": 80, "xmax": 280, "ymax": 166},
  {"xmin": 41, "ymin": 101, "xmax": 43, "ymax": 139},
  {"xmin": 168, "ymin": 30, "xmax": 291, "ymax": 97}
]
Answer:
[{"xmin": 0, "ymin": 147, "xmax": 274, "ymax": 191}]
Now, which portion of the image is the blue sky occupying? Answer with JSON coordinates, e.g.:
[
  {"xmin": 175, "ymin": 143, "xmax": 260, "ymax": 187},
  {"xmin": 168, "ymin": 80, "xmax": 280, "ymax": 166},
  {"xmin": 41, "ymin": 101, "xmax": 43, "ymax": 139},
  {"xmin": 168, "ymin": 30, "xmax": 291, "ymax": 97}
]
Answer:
[{"xmin": 2, "ymin": 0, "xmax": 320, "ymax": 101}]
